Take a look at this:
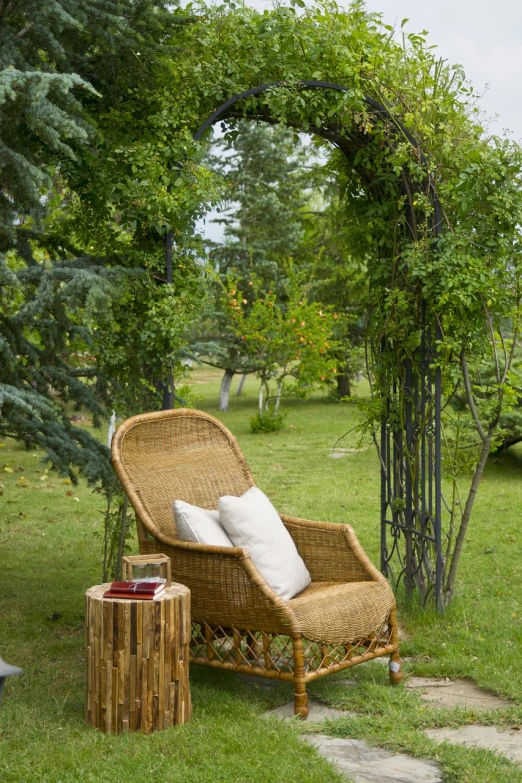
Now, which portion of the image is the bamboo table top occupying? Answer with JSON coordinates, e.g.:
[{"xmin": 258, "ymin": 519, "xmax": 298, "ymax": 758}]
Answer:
[{"xmin": 86, "ymin": 582, "xmax": 190, "ymax": 602}]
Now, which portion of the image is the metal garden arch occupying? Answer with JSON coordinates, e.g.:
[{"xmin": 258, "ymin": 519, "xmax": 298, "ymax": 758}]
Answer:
[{"xmin": 168, "ymin": 80, "xmax": 444, "ymax": 609}]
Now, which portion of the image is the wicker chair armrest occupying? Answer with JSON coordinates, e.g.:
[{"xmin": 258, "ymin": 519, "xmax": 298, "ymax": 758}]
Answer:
[
  {"xmin": 281, "ymin": 514, "xmax": 382, "ymax": 584},
  {"xmin": 142, "ymin": 533, "xmax": 297, "ymax": 633}
]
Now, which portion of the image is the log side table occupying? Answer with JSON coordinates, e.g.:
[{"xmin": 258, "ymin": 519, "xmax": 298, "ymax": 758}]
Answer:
[{"xmin": 85, "ymin": 583, "xmax": 191, "ymax": 734}]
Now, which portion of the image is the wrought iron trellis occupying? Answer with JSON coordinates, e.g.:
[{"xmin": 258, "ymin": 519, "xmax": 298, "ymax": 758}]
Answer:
[{"xmin": 171, "ymin": 80, "xmax": 444, "ymax": 609}]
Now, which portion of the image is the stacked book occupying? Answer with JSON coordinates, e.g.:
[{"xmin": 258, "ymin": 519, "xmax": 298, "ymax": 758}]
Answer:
[{"xmin": 103, "ymin": 581, "xmax": 166, "ymax": 600}]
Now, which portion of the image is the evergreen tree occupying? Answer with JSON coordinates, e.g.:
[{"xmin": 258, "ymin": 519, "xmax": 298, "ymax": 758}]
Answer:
[
  {"xmin": 0, "ymin": 1, "xmax": 189, "ymax": 485},
  {"xmin": 208, "ymin": 120, "xmax": 309, "ymax": 291},
  {"xmin": 301, "ymin": 154, "xmax": 368, "ymax": 397},
  {"xmin": 195, "ymin": 120, "xmax": 312, "ymax": 410}
]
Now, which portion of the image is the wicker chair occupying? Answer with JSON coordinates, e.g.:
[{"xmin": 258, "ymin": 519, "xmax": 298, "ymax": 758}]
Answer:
[{"xmin": 112, "ymin": 408, "xmax": 403, "ymax": 718}]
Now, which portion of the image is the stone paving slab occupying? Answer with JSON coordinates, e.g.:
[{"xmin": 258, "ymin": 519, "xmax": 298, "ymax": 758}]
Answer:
[
  {"xmin": 407, "ymin": 677, "xmax": 512, "ymax": 710},
  {"xmin": 303, "ymin": 735, "xmax": 443, "ymax": 783},
  {"xmin": 265, "ymin": 699, "xmax": 352, "ymax": 722},
  {"xmin": 426, "ymin": 726, "xmax": 522, "ymax": 766}
]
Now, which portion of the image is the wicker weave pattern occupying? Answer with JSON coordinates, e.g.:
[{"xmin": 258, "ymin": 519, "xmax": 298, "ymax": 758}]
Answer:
[
  {"xmin": 189, "ymin": 620, "xmax": 395, "ymax": 681},
  {"xmin": 289, "ymin": 580, "xmax": 394, "ymax": 644},
  {"xmin": 117, "ymin": 411, "xmax": 255, "ymax": 539},
  {"xmin": 282, "ymin": 515, "xmax": 380, "ymax": 583},
  {"xmin": 112, "ymin": 408, "xmax": 403, "ymax": 718}
]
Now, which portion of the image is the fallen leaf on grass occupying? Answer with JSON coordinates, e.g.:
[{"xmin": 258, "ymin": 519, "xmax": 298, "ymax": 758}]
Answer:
[
  {"xmin": 66, "ymin": 490, "xmax": 73, "ymax": 497},
  {"xmin": 3, "ymin": 466, "xmax": 13, "ymax": 473}
]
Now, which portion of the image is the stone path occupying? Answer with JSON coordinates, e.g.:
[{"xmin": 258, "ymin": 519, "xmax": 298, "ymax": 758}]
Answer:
[
  {"xmin": 265, "ymin": 699, "xmax": 444, "ymax": 781},
  {"xmin": 426, "ymin": 726, "xmax": 522, "ymax": 767},
  {"xmin": 303, "ymin": 735, "xmax": 443, "ymax": 783},
  {"xmin": 262, "ymin": 674, "xmax": 518, "ymax": 780},
  {"xmin": 407, "ymin": 677, "xmax": 512, "ymax": 710}
]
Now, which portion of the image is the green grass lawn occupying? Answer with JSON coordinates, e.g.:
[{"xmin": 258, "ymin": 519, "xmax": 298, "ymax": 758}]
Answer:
[{"xmin": 1, "ymin": 368, "xmax": 522, "ymax": 782}]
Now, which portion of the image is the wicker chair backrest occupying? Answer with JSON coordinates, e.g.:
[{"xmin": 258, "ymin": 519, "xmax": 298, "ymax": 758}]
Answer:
[{"xmin": 113, "ymin": 409, "xmax": 255, "ymax": 540}]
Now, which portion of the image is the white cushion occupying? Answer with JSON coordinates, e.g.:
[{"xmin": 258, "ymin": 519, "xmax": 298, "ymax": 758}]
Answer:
[
  {"xmin": 173, "ymin": 499, "xmax": 233, "ymax": 547},
  {"xmin": 218, "ymin": 487, "xmax": 311, "ymax": 600}
]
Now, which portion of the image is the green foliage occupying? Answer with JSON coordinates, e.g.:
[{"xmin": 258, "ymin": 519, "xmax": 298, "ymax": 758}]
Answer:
[
  {"xmin": 206, "ymin": 120, "xmax": 309, "ymax": 292},
  {"xmin": 0, "ymin": 1, "xmax": 208, "ymax": 485},
  {"xmin": 301, "ymin": 151, "xmax": 369, "ymax": 393},
  {"xmin": 90, "ymin": 245, "xmax": 207, "ymax": 415},
  {"xmin": 0, "ymin": 243, "xmax": 115, "ymax": 485},
  {"xmin": 0, "ymin": 0, "xmax": 100, "ymax": 248},
  {"xmin": 250, "ymin": 408, "xmax": 286, "ymax": 434},
  {"xmin": 155, "ymin": 0, "xmax": 522, "ymax": 600},
  {"xmin": 227, "ymin": 270, "xmax": 338, "ymax": 415},
  {"xmin": 447, "ymin": 349, "xmax": 522, "ymax": 454}
]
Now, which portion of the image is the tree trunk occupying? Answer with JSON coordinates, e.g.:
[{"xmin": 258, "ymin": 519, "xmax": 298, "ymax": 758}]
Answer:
[
  {"xmin": 336, "ymin": 372, "xmax": 351, "ymax": 399},
  {"xmin": 106, "ymin": 410, "xmax": 116, "ymax": 448},
  {"xmin": 236, "ymin": 373, "xmax": 247, "ymax": 396},
  {"xmin": 162, "ymin": 362, "xmax": 175, "ymax": 410},
  {"xmin": 219, "ymin": 369, "xmax": 234, "ymax": 412},
  {"xmin": 115, "ymin": 495, "xmax": 129, "ymax": 581},
  {"xmin": 102, "ymin": 481, "xmax": 115, "ymax": 584},
  {"xmin": 444, "ymin": 434, "xmax": 492, "ymax": 602},
  {"xmin": 258, "ymin": 382, "xmax": 264, "ymax": 415},
  {"xmin": 275, "ymin": 379, "xmax": 283, "ymax": 413}
]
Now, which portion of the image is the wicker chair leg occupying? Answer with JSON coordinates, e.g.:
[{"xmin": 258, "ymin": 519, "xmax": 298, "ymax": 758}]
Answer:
[
  {"xmin": 388, "ymin": 606, "xmax": 404, "ymax": 685},
  {"xmin": 292, "ymin": 636, "xmax": 309, "ymax": 719}
]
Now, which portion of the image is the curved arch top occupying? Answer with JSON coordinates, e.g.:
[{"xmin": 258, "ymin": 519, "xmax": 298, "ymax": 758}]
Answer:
[
  {"xmin": 193, "ymin": 80, "xmax": 413, "ymax": 144},
  {"xmin": 193, "ymin": 79, "xmax": 441, "ymax": 233}
]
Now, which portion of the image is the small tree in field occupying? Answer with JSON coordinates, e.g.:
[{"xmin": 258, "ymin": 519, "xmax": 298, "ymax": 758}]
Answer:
[{"xmin": 226, "ymin": 272, "xmax": 337, "ymax": 430}]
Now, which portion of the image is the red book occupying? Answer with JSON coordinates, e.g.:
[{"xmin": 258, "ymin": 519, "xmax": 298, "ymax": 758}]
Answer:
[
  {"xmin": 103, "ymin": 590, "xmax": 162, "ymax": 600},
  {"xmin": 109, "ymin": 581, "xmax": 164, "ymax": 594}
]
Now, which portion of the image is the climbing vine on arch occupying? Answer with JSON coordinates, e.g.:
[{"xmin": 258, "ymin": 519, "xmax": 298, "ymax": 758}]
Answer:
[{"xmin": 70, "ymin": 1, "xmax": 522, "ymax": 603}]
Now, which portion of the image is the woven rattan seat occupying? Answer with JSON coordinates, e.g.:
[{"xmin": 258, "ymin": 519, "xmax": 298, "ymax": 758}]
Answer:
[
  {"xmin": 112, "ymin": 408, "xmax": 403, "ymax": 718},
  {"xmin": 288, "ymin": 581, "xmax": 395, "ymax": 645}
]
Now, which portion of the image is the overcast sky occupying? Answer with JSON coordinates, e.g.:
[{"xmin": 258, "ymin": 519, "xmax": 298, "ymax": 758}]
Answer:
[
  {"xmin": 198, "ymin": 0, "xmax": 522, "ymax": 240},
  {"xmin": 365, "ymin": 0, "xmax": 522, "ymax": 139}
]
